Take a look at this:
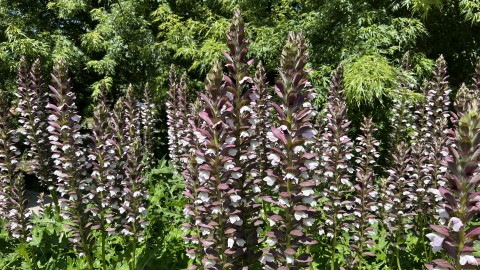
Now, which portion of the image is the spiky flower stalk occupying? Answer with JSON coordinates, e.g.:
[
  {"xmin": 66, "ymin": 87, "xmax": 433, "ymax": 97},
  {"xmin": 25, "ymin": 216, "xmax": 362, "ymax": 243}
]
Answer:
[
  {"xmin": 140, "ymin": 84, "xmax": 156, "ymax": 168},
  {"xmin": 193, "ymin": 61, "xmax": 240, "ymax": 268},
  {"xmin": 181, "ymin": 98, "xmax": 206, "ymax": 269},
  {"xmin": 166, "ymin": 67, "xmax": 189, "ymax": 170},
  {"xmin": 222, "ymin": 10, "xmax": 260, "ymax": 266},
  {"xmin": 0, "ymin": 91, "xmax": 33, "ymax": 257},
  {"xmin": 320, "ymin": 67, "xmax": 354, "ymax": 270},
  {"xmin": 385, "ymin": 142, "xmax": 414, "ymax": 270},
  {"xmin": 88, "ymin": 84, "xmax": 114, "ymax": 270},
  {"xmin": 122, "ymin": 139, "xmax": 148, "ymax": 270},
  {"xmin": 261, "ymin": 32, "xmax": 318, "ymax": 269},
  {"xmin": 15, "ymin": 58, "xmax": 59, "ymax": 215},
  {"xmin": 252, "ymin": 61, "xmax": 272, "ymax": 184},
  {"xmin": 424, "ymin": 56, "xmax": 451, "ymax": 216},
  {"xmin": 118, "ymin": 85, "xmax": 148, "ymax": 270},
  {"xmin": 426, "ymin": 101, "xmax": 480, "ymax": 270},
  {"xmin": 47, "ymin": 59, "xmax": 94, "ymax": 269},
  {"xmin": 350, "ymin": 117, "xmax": 379, "ymax": 269}
]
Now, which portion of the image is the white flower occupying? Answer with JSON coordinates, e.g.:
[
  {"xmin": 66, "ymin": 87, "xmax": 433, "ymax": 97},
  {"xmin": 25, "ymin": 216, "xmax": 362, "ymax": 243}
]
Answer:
[
  {"xmin": 294, "ymin": 211, "xmax": 308, "ymax": 221},
  {"xmin": 228, "ymin": 237, "xmax": 235, "ymax": 248},
  {"xmin": 236, "ymin": 238, "xmax": 246, "ymax": 247},
  {"xmin": 260, "ymin": 253, "xmax": 275, "ymax": 264},
  {"xmin": 266, "ymin": 237, "xmax": 277, "ymax": 246},
  {"xmin": 293, "ymin": 145, "xmax": 305, "ymax": 154},
  {"xmin": 267, "ymin": 153, "xmax": 280, "ymax": 166},
  {"xmin": 230, "ymin": 194, "xmax": 242, "ymax": 203},
  {"xmin": 195, "ymin": 155, "xmax": 206, "ymax": 164},
  {"xmin": 286, "ymin": 254, "xmax": 295, "ymax": 264},
  {"xmin": 212, "ymin": 206, "xmax": 222, "ymax": 214},
  {"xmin": 186, "ymin": 252, "xmax": 196, "ymax": 259},
  {"xmin": 231, "ymin": 172, "xmax": 242, "ymax": 179},
  {"xmin": 460, "ymin": 254, "xmax": 478, "ymax": 266},
  {"xmin": 304, "ymin": 160, "xmax": 319, "ymax": 170},
  {"xmin": 426, "ymin": 232, "xmax": 444, "ymax": 252},
  {"xmin": 301, "ymin": 188, "xmax": 314, "ymax": 196},
  {"xmin": 240, "ymin": 106, "xmax": 251, "ymax": 113},
  {"xmin": 229, "ymin": 215, "xmax": 243, "ymax": 225},
  {"xmin": 224, "ymin": 162, "xmax": 235, "ymax": 170},
  {"xmin": 448, "ymin": 217, "xmax": 463, "ymax": 232},
  {"xmin": 200, "ymin": 227, "xmax": 210, "ymax": 236},
  {"xmin": 204, "ymin": 259, "xmax": 216, "ymax": 268},
  {"xmin": 266, "ymin": 131, "xmax": 278, "ymax": 142},
  {"xmin": 198, "ymin": 192, "xmax": 210, "ymax": 203},
  {"xmin": 225, "ymin": 137, "xmax": 236, "ymax": 144},
  {"xmin": 278, "ymin": 197, "xmax": 290, "ymax": 206},
  {"xmin": 303, "ymin": 218, "xmax": 314, "ymax": 226},
  {"xmin": 263, "ymin": 176, "xmax": 276, "ymax": 186},
  {"xmin": 199, "ymin": 170, "xmax": 210, "ymax": 182},
  {"xmin": 193, "ymin": 131, "xmax": 206, "ymax": 143},
  {"xmin": 228, "ymin": 148, "xmax": 238, "ymax": 156}
]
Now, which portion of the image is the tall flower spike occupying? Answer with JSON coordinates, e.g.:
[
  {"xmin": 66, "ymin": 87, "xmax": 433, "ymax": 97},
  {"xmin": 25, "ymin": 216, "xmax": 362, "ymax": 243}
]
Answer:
[
  {"xmin": 319, "ymin": 67, "xmax": 355, "ymax": 270},
  {"xmin": 88, "ymin": 83, "xmax": 114, "ymax": 270},
  {"xmin": 106, "ymin": 97, "xmax": 129, "ymax": 230},
  {"xmin": 0, "ymin": 91, "xmax": 28, "ymax": 240},
  {"xmin": 182, "ymin": 98, "xmax": 206, "ymax": 269},
  {"xmin": 261, "ymin": 32, "xmax": 318, "ymax": 269},
  {"xmin": 175, "ymin": 72, "xmax": 190, "ymax": 169},
  {"xmin": 166, "ymin": 66, "xmax": 189, "ymax": 170},
  {"xmin": 140, "ymin": 84, "xmax": 156, "ymax": 168},
  {"xmin": 15, "ymin": 58, "xmax": 59, "ymax": 215},
  {"xmin": 222, "ymin": 10, "xmax": 260, "ymax": 266},
  {"xmin": 426, "ymin": 101, "xmax": 480, "ymax": 270},
  {"xmin": 349, "ymin": 117, "xmax": 379, "ymax": 268},
  {"xmin": 7, "ymin": 174, "xmax": 33, "ymax": 243},
  {"xmin": 121, "ymin": 138, "xmax": 148, "ymax": 270},
  {"xmin": 195, "ymin": 61, "xmax": 237, "ymax": 269},
  {"xmin": 47, "ymin": 59, "xmax": 94, "ymax": 268},
  {"xmin": 385, "ymin": 142, "xmax": 415, "ymax": 269}
]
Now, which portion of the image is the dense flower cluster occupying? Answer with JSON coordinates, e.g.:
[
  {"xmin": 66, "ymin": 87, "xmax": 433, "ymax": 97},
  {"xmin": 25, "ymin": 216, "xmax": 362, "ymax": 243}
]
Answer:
[
  {"xmin": 15, "ymin": 58, "xmax": 59, "ymax": 213},
  {"xmin": 318, "ymin": 68, "xmax": 355, "ymax": 269},
  {"xmin": 0, "ymin": 91, "xmax": 32, "ymax": 243},
  {"xmin": 348, "ymin": 117, "xmax": 379, "ymax": 267},
  {"xmin": 426, "ymin": 102, "xmax": 480, "ymax": 269},
  {"xmin": 47, "ymin": 59, "xmax": 95, "ymax": 265}
]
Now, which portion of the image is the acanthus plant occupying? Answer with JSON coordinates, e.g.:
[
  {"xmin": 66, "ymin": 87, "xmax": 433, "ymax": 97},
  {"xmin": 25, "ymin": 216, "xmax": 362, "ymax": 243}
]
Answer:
[
  {"xmin": 88, "ymin": 84, "xmax": 115, "ymax": 270},
  {"xmin": 319, "ymin": 67, "xmax": 354, "ymax": 270},
  {"xmin": 166, "ymin": 66, "xmax": 189, "ymax": 170},
  {"xmin": 194, "ymin": 61, "xmax": 241, "ymax": 268},
  {"xmin": 47, "ymin": 59, "xmax": 95, "ymax": 268},
  {"xmin": 261, "ymin": 32, "xmax": 318, "ymax": 269},
  {"xmin": 385, "ymin": 141, "xmax": 415, "ymax": 270},
  {"xmin": 426, "ymin": 101, "xmax": 480, "ymax": 270},
  {"xmin": 348, "ymin": 117, "xmax": 380, "ymax": 269},
  {"xmin": 408, "ymin": 57, "xmax": 451, "ymax": 253},
  {"xmin": 0, "ymin": 91, "xmax": 34, "ymax": 266},
  {"xmin": 181, "ymin": 97, "xmax": 206, "ymax": 268},
  {"xmin": 222, "ymin": 10, "xmax": 261, "ymax": 266},
  {"xmin": 140, "ymin": 84, "xmax": 156, "ymax": 168},
  {"xmin": 15, "ymin": 57, "xmax": 59, "ymax": 216},
  {"xmin": 120, "ymin": 85, "xmax": 148, "ymax": 270}
]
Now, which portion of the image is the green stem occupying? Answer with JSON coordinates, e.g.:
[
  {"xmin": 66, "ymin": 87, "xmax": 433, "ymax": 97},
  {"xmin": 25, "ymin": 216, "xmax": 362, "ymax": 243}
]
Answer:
[{"xmin": 102, "ymin": 229, "xmax": 107, "ymax": 270}]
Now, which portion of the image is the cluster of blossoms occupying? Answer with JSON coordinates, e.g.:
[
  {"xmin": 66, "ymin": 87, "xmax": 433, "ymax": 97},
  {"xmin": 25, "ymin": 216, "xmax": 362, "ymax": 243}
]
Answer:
[
  {"xmin": 348, "ymin": 117, "xmax": 380, "ymax": 267},
  {"xmin": 426, "ymin": 101, "xmax": 480, "ymax": 269},
  {"xmin": 261, "ymin": 32, "xmax": 318, "ymax": 268},
  {"xmin": 158, "ymin": 11, "xmax": 480, "ymax": 270},
  {"xmin": 0, "ymin": 90, "xmax": 32, "ymax": 243},
  {"xmin": 0, "ymin": 58, "xmax": 154, "ymax": 270},
  {"xmin": 318, "ymin": 68, "xmax": 355, "ymax": 269}
]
